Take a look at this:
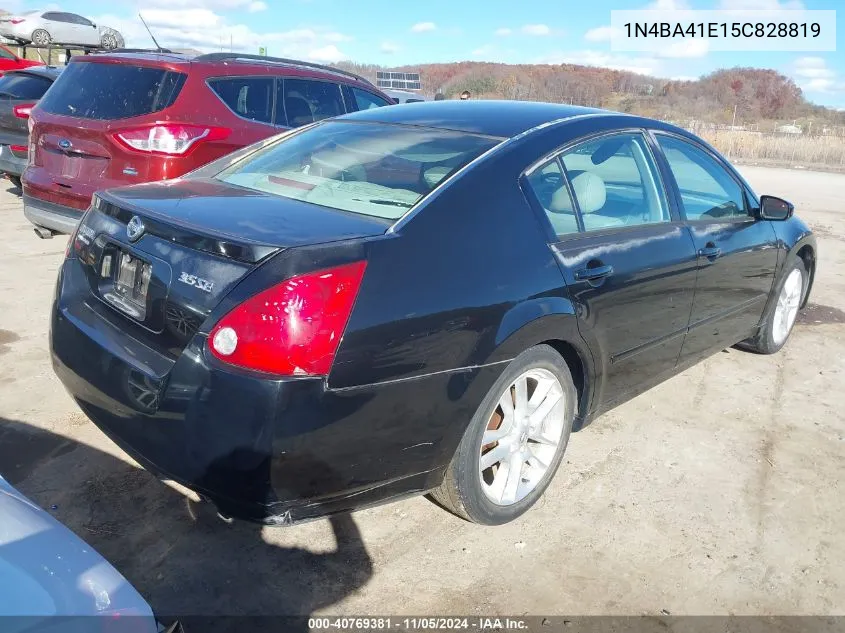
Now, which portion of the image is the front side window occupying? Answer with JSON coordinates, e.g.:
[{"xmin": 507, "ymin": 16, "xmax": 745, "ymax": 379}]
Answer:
[
  {"xmin": 278, "ymin": 79, "xmax": 345, "ymax": 128},
  {"xmin": 208, "ymin": 77, "xmax": 274, "ymax": 125},
  {"xmin": 559, "ymin": 132, "xmax": 670, "ymax": 231},
  {"xmin": 350, "ymin": 87, "xmax": 391, "ymax": 110},
  {"xmin": 216, "ymin": 121, "xmax": 499, "ymax": 220},
  {"xmin": 657, "ymin": 135, "xmax": 748, "ymax": 220},
  {"xmin": 0, "ymin": 47, "xmax": 17, "ymax": 61}
]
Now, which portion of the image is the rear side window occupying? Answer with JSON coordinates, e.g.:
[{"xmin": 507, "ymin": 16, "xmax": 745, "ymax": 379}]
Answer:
[
  {"xmin": 277, "ymin": 78, "xmax": 345, "ymax": 128},
  {"xmin": 0, "ymin": 73, "xmax": 53, "ymax": 100},
  {"xmin": 208, "ymin": 77, "xmax": 274, "ymax": 125},
  {"xmin": 38, "ymin": 63, "xmax": 186, "ymax": 120}
]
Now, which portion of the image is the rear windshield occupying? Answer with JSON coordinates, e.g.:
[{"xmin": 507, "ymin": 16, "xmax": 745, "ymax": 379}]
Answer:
[
  {"xmin": 0, "ymin": 73, "xmax": 53, "ymax": 100},
  {"xmin": 215, "ymin": 121, "xmax": 499, "ymax": 220},
  {"xmin": 38, "ymin": 62, "xmax": 186, "ymax": 120}
]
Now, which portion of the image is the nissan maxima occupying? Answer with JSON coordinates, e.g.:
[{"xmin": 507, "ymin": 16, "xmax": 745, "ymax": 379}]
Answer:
[{"xmin": 50, "ymin": 101, "xmax": 817, "ymax": 526}]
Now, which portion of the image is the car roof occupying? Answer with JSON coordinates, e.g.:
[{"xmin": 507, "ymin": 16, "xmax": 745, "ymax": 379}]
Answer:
[
  {"xmin": 75, "ymin": 51, "xmax": 378, "ymax": 89},
  {"xmin": 7, "ymin": 65, "xmax": 62, "ymax": 79},
  {"xmin": 338, "ymin": 100, "xmax": 608, "ymax": 139}
]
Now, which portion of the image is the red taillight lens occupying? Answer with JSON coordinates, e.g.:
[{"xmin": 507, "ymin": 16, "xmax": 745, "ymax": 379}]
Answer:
[
  {"xmin": 10, "ymin": 19, "xmax": 26, "ymax": 24},
  {"xmin": 13, "ymin": 103, "xmax": 34, "ymax": 119},
  {"xmin": 208, "ymin": 261, "xmax": 367, "ymax": 377},
  {"xmin": 112, "ymin": 124, "xmax": 230, "ymax": 156},
  {"xmin": 10, "ymin": 144, "xmax": 27, "ymax": 153}
]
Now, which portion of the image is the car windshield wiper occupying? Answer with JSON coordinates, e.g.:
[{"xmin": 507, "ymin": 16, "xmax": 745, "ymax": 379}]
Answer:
[
  {"xmin": 0, "ymin": 91, "xmax": 18, "ymax": 98},
  {"xmin": 367, "ymin": 199, "xmax": 412, "ymax": 207}
]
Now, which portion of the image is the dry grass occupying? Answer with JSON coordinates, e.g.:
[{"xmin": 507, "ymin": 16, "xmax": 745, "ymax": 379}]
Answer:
[{"xmin": 696, "ymin": 129, "xmax": 845, "ymax": 168}]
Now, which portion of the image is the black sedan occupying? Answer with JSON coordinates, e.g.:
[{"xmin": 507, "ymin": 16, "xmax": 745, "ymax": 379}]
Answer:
[{"xmin": 50, "ymin": 101, "xmax": 816, "ymax": 525}]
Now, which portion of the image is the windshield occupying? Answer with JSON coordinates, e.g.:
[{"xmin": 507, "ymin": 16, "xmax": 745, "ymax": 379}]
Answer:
[{"xmin": 215, "ymin": 121, "xmax": 500, "ymax": 220}]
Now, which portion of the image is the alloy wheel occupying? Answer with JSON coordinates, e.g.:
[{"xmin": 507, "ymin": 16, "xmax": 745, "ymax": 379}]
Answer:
[
  {"xmin": 479, "ymin": 368, "xmax": 565, "ymax": 506},
  {"xmin": 773, "ymin": 268, "xmax": 803, "ymax": 345}
]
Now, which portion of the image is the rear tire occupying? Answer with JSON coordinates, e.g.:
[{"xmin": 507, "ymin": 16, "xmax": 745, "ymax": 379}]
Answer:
[
  {"xmin": 432, "ymin": 345, "xmax": 576, "ymax": 525},
  {"xmin": 741, "ymin": 255, "xmax": 807, "ymax": 355},
  {"xmin": 31, "ymin": 29, "xmax": 51, "ymax": 46}
]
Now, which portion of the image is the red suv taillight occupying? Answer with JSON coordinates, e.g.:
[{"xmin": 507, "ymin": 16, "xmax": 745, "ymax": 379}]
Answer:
[
  {"xmin": 13, "ymin": 103, "xmax": 34, "ymax": 119},
  {"xmin": 112, "ymin": 124, "xmax": 230, "ymax": 156},
  {"xmin": 208, "ymin": 261, "xmax": 367, "ymax": 377},
  {"xmin": 10, "ymin": 18, "xmax": 26, "ymax": 24}
]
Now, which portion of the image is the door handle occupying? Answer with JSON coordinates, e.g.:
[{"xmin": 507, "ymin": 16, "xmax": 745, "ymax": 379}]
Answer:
[
  {"xmin": 575, "ymin": 264, "xmax": 614, "ymax": 282},
  {"xmin": 698, "ymin": 244, "xmax": 722, "ymax": 259}
]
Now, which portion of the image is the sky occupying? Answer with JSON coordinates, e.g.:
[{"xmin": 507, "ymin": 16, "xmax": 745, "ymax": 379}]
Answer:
[{"xmin": 4, "ymin": 0, "xmax": 844, "ymax": 108}]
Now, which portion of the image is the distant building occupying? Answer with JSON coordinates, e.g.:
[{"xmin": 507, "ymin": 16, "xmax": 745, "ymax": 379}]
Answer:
[{"xmin": 776, "ymin": 124, "xmax": 802, "ymax": 135}]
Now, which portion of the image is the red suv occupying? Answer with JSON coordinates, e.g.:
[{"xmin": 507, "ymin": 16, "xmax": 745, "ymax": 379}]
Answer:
[{"xmin": 23, "ymin": 52, "xmax": 393, "ymax": 236}]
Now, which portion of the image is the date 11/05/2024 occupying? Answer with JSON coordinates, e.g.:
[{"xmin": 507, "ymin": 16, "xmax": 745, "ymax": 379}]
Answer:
[{"xmin": 309, "ymin": 617, "xmax": 529, "ymax": 631}]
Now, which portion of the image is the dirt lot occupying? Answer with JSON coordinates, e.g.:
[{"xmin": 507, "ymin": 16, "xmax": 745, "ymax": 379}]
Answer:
[{"xmin": 0, "ymin": 166, "xmax": 843, "ymax": 622}]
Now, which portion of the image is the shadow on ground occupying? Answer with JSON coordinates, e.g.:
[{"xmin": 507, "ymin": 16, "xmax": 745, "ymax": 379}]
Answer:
[{"xmin": 0, "ymin": 416, "xmax": 373, "ymax": 632}]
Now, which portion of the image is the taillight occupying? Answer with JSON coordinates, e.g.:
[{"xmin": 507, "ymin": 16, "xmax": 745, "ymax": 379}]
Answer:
[
  {"xmin": 208, "ymin": 261, "xmax": 367, "ymax": 377},
  {"xmin": 10, "ymin": 19, "xmax": 26, "ymax": 24},
  {"xmin": 13, "ymin": 103, "xmax": 34, "ymax": 119},
  {"xmin": 10, "ymin": 144, "xmax": 27, "ymax": 153},
  {"xmin": 112, "ymin": 124, "xmax": 230, "ymax": 156}
]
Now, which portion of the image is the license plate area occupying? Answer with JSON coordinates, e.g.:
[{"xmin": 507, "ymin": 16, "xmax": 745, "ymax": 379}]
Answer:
[{"xmin": 99, "ymin": 246, "xmax": 152, "ymax": 321}]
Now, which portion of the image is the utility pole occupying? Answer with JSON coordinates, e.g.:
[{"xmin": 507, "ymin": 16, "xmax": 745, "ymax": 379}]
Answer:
[{"xmin": 731, "ymin": 103, "xmax": 737, "ymax": 129}]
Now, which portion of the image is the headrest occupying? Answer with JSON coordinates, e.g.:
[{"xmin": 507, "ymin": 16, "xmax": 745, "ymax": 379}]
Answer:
[{"xmin": 570, "ymin": 171, "xmax": 606, "ymax": 214}]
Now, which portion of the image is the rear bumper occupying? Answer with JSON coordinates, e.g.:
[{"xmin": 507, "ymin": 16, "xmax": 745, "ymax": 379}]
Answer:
[
  {"xmin": 49, "ymin": 259, "xmax": 483, "ymax": 524},
  {"xmin": 23, "ymin": 193, "xmax": 83, "ymax": 234},
  {"xmin": 0, "ymin": 145, "xmax": 26, "ymax": 177}
]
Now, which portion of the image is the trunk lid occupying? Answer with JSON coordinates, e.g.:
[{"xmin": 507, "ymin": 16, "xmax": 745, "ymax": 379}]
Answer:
[
  {"xmin": 0, "ymin": 98, "xmax": 28, "ymax": 145},
  {"xmin": 29, "ymin": 58, "xmax": 188, "ymax": 207},
  {"xmin": 69, "ymin": 177, "xmax": 388, "ymax": 360}
]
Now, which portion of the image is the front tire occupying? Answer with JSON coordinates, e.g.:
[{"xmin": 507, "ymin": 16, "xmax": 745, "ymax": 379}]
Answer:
[
  {"xmin": 31, "ymin": 29, "xmax": 51, "ymax": 46},
  {"xmin": 100, "ymin": 33, "xmax": 118, "ymax": 50},
  {"xmin": 742, "ymin": 256, "xmax": 807, "ymax": 355},
  {"xmin": 432, "ymin": 345, "xmax": 576, "ymax": 525}
]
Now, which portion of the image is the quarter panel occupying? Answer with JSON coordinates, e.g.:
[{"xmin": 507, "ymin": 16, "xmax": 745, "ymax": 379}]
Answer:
[{"xmin": 330, "ymin": 157, "xmax": 573, "ymax": 390}]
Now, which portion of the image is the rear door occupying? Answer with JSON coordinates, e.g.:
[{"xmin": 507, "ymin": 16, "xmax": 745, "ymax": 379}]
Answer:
[
  {"xmin": 275, "ymin": 77, "xmax": 346, "ymax": 128},
  {"xmin": 40, "ymin": 12, "xmax": 76, "ymax": 44},
  {"xmin": 523, "ymin": 130, "xmax": 698, "ymax": 409},
  {"xmin": 653, "ymin": 133, "xmax": 778, "ymax": 365}
]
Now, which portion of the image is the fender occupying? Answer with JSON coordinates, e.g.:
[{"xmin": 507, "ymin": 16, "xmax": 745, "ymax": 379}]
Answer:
[
  {"xmin": 765, "ymin": 217, "xmax": 817, "ymax": 319},
  {"xmin": 484, "ymin": 296, "xmax": 601, "ymax": 429}
]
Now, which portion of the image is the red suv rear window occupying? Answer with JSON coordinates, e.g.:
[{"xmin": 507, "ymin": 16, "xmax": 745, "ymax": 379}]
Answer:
[{"xmin": 38, "ymin": 62, "xmax": 186, "ymax": 120}]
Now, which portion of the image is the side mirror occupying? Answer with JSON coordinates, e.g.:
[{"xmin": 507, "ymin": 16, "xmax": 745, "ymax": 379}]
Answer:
[{"xmin": 759, "ymin": 195, "xmax": 794, "ymax": 221}]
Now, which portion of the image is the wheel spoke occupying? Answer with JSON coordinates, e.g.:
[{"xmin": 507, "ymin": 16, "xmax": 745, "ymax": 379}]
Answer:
[
  {"xmin": 482, "ymin": 426, "xmax": 509, "ymax": 446},
  {"xmin": 480, "ymin": 441, "xmax": 510, "ymax": 471},
  {"xmin": 513, "ymin": 376, "xmax": 528, "ymax": 420},
  {"xmin": 528, "ymin": 427, "xmax": 557, "ymax": 446},
  {"xmin": 528, "ymin": 376, "xmax": 554, "ymax": 411},
  {"xmin": 498, "ymin": 393, "xmax": 515, "ymax": 427},
  {"xmin": 528, "ymin": 389, "xmax": 562, "ymax": 429},
  {"xmin": 501, "ymin": 453, "xmax": 524, "ymax": 504}
]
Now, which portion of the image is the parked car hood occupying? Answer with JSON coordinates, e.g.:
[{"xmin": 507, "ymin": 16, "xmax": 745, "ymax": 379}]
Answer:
[{"xmin": 0, "ymin": 475, "xmax": 157, "ymax": 631}]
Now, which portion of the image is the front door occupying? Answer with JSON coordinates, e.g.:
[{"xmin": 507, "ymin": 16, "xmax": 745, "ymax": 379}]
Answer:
[
  {"xmin": 523, "ymin": 131, "xmax": 699, "ymax": 410},
  {"xmin": 653, "ymin": 133, "xmax": 779, "ymax": 365}
]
